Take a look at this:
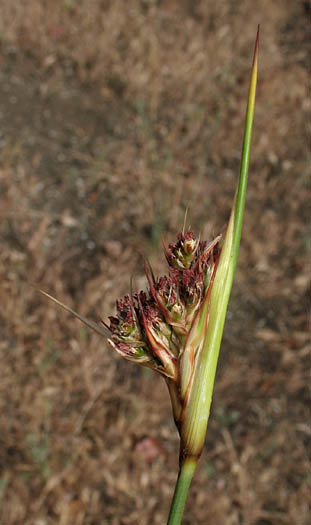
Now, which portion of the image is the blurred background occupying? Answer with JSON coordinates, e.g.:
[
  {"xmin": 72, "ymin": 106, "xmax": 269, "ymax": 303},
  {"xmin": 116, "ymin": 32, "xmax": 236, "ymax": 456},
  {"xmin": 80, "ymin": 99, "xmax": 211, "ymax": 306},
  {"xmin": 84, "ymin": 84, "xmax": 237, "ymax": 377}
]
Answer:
[{"xmin": 0, "ymin": 1, "xmax": 310, "ymax": 524}]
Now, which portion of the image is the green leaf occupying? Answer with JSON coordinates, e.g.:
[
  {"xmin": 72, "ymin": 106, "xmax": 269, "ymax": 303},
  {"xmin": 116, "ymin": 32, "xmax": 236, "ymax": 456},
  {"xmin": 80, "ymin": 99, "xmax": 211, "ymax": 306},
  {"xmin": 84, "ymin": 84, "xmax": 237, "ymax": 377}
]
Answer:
[{"xmin": 180, "ymin": 27, "xmax": 259, "ymax": 458}]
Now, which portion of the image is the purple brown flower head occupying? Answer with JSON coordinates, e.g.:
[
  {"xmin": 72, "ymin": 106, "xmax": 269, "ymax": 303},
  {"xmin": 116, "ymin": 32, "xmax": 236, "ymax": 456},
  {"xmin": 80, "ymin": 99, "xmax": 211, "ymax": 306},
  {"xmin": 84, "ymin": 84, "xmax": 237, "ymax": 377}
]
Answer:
[
  {"xmin": 166, "ymin": 231, "xmax": 199, "ymax": 270},
  {"xmin": 107, "ymin": 294, "xmax": 150, "ymax": 364},
  {"xmin": 106, "ymin": 231, "xmax": 221, "ymax": 380}
]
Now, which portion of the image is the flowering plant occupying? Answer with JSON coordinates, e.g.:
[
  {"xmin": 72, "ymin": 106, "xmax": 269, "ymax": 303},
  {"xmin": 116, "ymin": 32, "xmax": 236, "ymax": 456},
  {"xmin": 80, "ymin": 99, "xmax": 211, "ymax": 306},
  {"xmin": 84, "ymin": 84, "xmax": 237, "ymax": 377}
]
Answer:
[{"xmin": 40, "ymin": 29, "xmax": 259, "ymax": 525}]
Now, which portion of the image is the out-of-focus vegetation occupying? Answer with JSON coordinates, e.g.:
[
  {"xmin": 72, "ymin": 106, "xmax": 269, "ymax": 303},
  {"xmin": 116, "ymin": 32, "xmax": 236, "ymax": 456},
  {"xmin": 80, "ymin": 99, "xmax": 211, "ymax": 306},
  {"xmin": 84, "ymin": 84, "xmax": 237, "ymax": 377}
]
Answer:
[{"xmin": 0, "ymin": 1, "xmax": 309, "ymax": 523}]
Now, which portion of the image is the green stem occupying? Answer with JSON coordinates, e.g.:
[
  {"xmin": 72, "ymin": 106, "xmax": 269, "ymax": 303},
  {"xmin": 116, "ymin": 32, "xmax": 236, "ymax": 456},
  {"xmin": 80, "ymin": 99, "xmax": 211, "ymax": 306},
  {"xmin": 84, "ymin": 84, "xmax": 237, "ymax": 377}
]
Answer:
[
  {"xmin": 231, "ymin": 25, "xmax": 259, "ymax": 275},
  {"xmin": 167, "ymin": 457, "xmax": 197, "ymax": 525},
  {"xmin": 178, "ymin": 26, "xmax": 259, "ymax": 460}
]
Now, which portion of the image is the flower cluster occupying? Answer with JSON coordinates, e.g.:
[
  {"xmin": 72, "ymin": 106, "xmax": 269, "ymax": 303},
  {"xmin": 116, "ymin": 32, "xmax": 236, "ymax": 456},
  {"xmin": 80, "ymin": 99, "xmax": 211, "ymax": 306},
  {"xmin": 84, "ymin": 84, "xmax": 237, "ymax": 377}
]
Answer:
[{"xmin": 107, "ymin": 231, "xmax": 221, "ymax": 382}]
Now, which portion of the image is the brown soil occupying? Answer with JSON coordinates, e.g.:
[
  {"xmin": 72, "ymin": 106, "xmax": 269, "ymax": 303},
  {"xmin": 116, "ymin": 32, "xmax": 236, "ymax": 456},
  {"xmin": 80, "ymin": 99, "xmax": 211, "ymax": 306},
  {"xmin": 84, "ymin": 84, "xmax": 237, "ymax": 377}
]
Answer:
[{"xmin": 0, "ymin": 1, "xmax": 310, "ymax": 524}]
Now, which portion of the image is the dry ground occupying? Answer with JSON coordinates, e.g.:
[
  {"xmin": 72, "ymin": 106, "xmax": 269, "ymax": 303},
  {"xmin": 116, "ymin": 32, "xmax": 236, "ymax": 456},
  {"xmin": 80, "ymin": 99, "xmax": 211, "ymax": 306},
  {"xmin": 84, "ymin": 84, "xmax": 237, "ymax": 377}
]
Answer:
[{"xmin": 0, "ymin": 1, "xmax": 310, "ymax": 524}]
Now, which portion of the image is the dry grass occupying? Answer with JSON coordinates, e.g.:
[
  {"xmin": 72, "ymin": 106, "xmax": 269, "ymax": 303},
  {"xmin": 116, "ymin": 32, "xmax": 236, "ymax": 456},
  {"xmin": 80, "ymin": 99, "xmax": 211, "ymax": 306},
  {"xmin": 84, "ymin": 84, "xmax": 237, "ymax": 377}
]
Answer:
[{"xmin": 0, "ymin": 1, "xmax": 310, "ymax": 523}]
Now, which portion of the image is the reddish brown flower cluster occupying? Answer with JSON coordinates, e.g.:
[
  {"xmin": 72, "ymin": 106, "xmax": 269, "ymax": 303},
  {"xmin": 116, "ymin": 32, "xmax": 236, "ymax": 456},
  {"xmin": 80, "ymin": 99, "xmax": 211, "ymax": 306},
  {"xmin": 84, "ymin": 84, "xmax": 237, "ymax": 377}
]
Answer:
[{"xmin": 107, "ymin": 231, "xmax": 220, "ymax": 380}]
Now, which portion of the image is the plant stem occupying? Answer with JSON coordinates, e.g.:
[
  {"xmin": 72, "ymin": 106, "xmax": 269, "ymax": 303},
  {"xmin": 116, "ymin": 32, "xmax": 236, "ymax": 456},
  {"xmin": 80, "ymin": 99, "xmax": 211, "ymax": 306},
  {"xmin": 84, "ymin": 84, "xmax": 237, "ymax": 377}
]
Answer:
[
  {"xmin": 167, "ymin": 457, "xmax": 197, "ymax": 525},
  {"xmin": 231, "ymin": 25, "xmax": 259, "ymax": 275}
]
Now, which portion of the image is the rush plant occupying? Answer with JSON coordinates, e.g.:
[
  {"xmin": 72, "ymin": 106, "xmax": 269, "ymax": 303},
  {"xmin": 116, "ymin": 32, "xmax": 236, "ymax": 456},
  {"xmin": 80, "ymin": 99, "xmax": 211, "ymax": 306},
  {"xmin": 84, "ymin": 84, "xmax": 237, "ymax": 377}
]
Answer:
[{"xmin": 40, "ymin": 29, "xmax": 259, "ymax": 524}]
